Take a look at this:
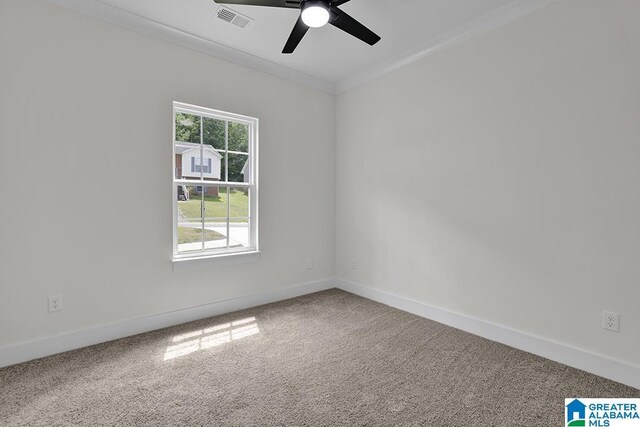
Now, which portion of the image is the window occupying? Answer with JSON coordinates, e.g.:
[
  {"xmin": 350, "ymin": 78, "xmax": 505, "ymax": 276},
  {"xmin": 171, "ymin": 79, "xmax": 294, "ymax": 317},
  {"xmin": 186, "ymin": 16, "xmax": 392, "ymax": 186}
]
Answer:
[
  {"xmin": 191, "ymin": 157, "xmax": 212, "ymax": 174},
  {"xmin": 173, "ymin": 102, "xmax": 258, "ymax": 260}
]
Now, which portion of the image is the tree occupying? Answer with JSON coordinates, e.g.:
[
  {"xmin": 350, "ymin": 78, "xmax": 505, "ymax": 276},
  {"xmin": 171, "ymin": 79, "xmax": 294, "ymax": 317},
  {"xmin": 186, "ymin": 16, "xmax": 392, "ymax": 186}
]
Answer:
[
  {"xmin": 175, "ymin": 113, "xmax": 249, "ymax": 182},
  {"xmin": 175, "ymin": 113, "xmax": 200, "ymax": 143},
  {"xmin": 227, "ymin": 122, "xmax": 249, "ymax": 183}
]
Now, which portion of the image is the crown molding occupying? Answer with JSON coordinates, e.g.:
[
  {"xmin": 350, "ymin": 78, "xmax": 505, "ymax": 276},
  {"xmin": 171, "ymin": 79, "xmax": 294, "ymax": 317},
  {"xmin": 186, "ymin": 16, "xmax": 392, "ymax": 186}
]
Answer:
[
  {"xmin": 41, "ymin": 0, "xmax": 337, "ymax": 94},
  {"xmin": 335, "ymin": 0, "xmax": 559, "ymax": 93},
  {"xmin": 42, "ymin": 0, "xmax": 557, "ymax": 96}
]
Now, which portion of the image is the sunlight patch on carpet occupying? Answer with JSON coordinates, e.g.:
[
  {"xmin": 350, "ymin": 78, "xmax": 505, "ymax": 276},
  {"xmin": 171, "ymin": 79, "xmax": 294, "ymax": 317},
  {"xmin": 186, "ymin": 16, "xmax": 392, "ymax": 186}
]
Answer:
[{"xmin": 164, "ymin": 317, "xmax": 260, "ymax": 361}]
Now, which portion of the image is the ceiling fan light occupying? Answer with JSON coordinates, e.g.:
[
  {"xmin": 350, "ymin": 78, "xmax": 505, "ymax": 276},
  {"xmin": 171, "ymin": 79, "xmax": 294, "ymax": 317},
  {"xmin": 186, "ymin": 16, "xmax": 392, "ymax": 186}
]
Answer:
[{"xmin": 301, "ymin": 3, "xmax": 330, "ymax": 28}]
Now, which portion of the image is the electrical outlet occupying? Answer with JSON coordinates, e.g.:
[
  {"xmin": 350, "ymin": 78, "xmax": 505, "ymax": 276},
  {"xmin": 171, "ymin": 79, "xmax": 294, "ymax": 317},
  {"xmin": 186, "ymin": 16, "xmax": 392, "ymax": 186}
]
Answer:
[
  {"xmin": 306, "ymin": 257, "xmax": 313, "ymax": 270},
  {"xmin": 602, "ymin": 311, "xmax": 620, "ymax": 332},
  {"xmin": 48, "ymin": 295, "xmax": 62, "ymax": 312}
]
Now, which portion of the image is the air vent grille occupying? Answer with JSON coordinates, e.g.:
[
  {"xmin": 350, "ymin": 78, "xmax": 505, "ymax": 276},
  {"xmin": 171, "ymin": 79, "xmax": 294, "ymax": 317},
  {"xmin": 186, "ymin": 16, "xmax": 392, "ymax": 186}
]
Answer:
[
  {"xmin": 216, "ymin": 6, "xmax": 254, "ymax": 29},
  {"xmin": 217, "ymin": 7, "xmax": 235, "ymax": 23}
]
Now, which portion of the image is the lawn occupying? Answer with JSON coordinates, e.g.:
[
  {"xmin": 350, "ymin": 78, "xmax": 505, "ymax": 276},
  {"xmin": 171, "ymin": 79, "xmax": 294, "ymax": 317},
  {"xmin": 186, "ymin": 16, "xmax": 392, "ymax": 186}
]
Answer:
[
  {"xmin": 178, "ymin": 188, "xmax": 249, "ymax": 221},
  {"xmin": 177, "ymin": 227, "xmax": 226, "ymax": 244}
]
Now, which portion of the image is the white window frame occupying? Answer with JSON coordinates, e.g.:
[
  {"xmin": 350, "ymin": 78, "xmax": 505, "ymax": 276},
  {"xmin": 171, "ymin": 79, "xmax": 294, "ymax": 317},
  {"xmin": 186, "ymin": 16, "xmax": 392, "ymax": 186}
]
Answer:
[{"xmin": 172, "ymin": 102, "xmax": 259, "ymax": 262}]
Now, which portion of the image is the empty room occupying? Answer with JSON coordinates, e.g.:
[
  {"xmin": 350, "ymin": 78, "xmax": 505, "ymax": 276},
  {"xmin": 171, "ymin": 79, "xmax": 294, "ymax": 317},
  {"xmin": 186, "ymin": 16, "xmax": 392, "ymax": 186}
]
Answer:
[{"xmin": 1, "ymin": 0, "xmax": 639, "ymax": 425}]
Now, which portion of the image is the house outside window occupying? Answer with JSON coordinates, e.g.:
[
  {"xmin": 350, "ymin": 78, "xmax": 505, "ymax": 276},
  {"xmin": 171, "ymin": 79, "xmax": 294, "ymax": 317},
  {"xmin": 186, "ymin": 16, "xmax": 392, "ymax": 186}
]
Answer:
[
  {"xmin": 191, "ymin": 157, "xmax": 212, "ymax": 174},
  {"xmin": 173, "ymin": 102, "xmax": 258, "ymax": 259}
]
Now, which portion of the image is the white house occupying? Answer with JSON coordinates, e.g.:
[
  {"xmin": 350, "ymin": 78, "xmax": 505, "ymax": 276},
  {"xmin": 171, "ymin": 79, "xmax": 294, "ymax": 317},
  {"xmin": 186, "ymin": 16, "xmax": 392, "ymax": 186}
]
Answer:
[
  {"xmin": 175, "ymin": 142, "xmax": 222, "ymax": 197},
  {"xmin": 240, "ymin": 158, "xmax": 249, "ymax": 183}
]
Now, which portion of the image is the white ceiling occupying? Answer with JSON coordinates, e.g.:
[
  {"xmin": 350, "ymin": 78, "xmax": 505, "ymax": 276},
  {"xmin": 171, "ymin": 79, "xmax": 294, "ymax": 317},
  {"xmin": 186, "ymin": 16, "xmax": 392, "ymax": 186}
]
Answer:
[{"xmin": 46, "ymin": 0, "xmax": 557, "ymax": 92}]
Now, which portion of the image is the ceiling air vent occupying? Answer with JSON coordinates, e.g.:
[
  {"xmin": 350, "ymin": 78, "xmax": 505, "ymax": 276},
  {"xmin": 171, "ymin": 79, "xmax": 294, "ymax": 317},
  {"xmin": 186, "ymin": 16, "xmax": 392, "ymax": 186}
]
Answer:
[{"xmin": 216, "ymin": 6, "xmax": 253, "ymax": 29}]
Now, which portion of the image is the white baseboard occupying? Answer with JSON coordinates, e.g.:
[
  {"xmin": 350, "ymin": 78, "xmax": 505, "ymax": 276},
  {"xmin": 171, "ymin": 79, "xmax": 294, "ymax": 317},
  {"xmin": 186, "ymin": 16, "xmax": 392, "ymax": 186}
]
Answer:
[
  {"xmin": 3, "ymin": 277, "xmax": 638, "ymax": 390},
  {"xmin": 335, "ymin": 278, "xmax": 640, "ymax": 390},
  {"xmin": 0, "ymin": 278, "xmax": 335, "ymax": 369}
]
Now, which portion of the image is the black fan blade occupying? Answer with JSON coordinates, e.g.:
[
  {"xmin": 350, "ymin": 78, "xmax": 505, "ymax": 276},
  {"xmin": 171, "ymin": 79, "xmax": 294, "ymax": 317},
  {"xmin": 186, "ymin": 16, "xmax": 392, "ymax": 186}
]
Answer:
[
  {"xmin": 213, "ymin": 0, "xmax": 300, "ymax": 8},
  {"xmin": 329, "ymin": 7, "xmax": 380, "ymax": 46},
  {"xmin": 331, "ymin": 0, "xmax": 352, "ymax": 6},
  {"xmin": 282, "ymin": 15, "xmax": 309, "ymax": 54}
]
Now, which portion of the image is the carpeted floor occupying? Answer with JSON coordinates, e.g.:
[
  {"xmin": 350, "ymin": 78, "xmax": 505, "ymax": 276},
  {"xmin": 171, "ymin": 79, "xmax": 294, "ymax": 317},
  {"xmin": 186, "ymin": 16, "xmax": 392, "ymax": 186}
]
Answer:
[{"xmin": 0, "ymin": 289, "xmax": 637, "ymax": 426}]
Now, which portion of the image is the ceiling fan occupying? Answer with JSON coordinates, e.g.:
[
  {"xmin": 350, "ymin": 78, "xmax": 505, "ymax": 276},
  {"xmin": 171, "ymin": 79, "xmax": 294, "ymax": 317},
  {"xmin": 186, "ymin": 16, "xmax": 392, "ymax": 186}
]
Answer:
[{"xmin": 212, "ymin": 0, "xmax": 381, "ymax": 54}]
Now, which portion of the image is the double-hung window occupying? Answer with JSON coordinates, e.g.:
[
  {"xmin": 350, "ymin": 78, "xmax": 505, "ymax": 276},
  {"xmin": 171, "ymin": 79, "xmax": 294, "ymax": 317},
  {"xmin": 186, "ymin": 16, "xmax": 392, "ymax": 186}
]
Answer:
[{"xmin": 172, "ymin": 102, "xmax": 258, "ymax": 259}]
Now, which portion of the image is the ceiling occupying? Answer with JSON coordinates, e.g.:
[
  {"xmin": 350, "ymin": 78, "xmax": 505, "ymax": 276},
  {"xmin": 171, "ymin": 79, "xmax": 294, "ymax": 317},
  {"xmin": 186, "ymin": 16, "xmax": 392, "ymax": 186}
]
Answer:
[{"xmin": 47, "ymin": 0, "xmax": 556, "ymax": 92}]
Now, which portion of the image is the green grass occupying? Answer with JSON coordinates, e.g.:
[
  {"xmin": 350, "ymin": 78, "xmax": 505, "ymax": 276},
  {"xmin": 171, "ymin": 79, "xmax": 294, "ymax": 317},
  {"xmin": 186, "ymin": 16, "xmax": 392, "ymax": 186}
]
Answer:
[
  {"xmin": 178, "ymin": 227, "xmax": 226, "ymax": 244},
  {"xmin": 178, "ymin": 189, "xmax": 249, "ymax": 222}
]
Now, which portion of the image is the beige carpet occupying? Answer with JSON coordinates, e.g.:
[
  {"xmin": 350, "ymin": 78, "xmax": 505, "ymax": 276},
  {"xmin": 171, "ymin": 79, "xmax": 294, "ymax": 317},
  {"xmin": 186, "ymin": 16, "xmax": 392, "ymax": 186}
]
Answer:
[{"xmin": 0, "ymin": 289, "xmax": 637, "ymax": 426}]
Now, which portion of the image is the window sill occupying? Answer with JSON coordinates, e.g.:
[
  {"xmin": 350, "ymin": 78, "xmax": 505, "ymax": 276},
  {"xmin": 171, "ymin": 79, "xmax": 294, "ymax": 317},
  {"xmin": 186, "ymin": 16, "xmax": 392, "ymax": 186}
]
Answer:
[{"xmin": 172, "ymin": 250, "xmax": 260, "ymax": 272}]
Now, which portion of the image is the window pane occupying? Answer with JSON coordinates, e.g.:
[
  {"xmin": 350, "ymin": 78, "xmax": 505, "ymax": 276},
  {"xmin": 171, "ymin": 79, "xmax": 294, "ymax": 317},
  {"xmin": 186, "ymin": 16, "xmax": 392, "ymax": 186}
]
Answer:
[
  {"xmin": 228, "ymin": 153, "xmax": 249, "ymax": 183},
  {"xmin": 227, "ymin": 188, "xmax": 249, "ymax": 249},
  {"xmin": 175, "ymin": 113, "xmax": 201, "ymax": 144},
  {"xmin": 175, "ymin": 141, "xmax": 202, "ymax": 180},
  {"xmin": 203, "ymin": 117, "xmax": 225, "ymax": 151},
  {"xmin": 202, "ymin": 186, "xmax": 228, "ymax": 219},
  {"xmin": 202, "ymin": 186, "xmax": 228, "ymax": 250},
  {"xmin": 199, "ymin": 150, "xmax": 222, "ymax": 182},
  {"xmin": 174, "ymin": 148, "xmax": 183, "ymax": 180},
  {"xmin": 176, "ymin": 185, "xmax": 203, "ymax": 253},
  {"xmin": 228, "ymin": 121, "xmax": 249, "ymax": 153},
  {"xmin": 227, "ymin": 187, "xmax": 249, "ymax": 219},
  {"xmin": 220, "ymin": 152, "xmax": 227, "ymax": 182},
  {"xmin": 229, "ymin": 220, "xmax": 250, "ymax": 249},
  {"xmin": 204, "ymin": 220, "xmax": 228, "ymax": 250},
  {"xmin": 203, "ymin": 185, "xmax": 227, "ymax": 249}
]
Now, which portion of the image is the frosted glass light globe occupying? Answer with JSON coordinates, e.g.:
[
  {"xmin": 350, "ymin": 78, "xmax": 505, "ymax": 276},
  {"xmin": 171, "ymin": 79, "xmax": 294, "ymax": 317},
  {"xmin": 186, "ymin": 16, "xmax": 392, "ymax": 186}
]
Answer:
[{"xmin": 301, "ymin": 4, "xmax": 330, "ymax": 28}]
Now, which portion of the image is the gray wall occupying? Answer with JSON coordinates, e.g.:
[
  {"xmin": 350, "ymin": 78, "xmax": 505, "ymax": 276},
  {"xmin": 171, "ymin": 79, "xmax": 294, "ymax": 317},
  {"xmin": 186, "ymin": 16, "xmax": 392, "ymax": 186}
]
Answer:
[
  {"xmin": 336, "ymin": 0, "xmax": 640, "ymax": 366},
  {"xmin": 0, "ymin": 0, "xmax": 335, "ymax": 347},
  {"xmin": 2, "ymin": 0, "xmax": 639, "ymax": 370}
]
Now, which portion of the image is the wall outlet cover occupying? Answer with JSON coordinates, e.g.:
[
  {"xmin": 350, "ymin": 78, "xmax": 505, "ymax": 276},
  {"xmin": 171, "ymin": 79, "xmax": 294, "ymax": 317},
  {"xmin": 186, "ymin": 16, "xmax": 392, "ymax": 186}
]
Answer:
[
  {"xmin": 48, "ymin": 296, "xmax": 63, "ymax": 312},
  {"xmin": 602, "ymin": 311, "xmax": 620, "ymax": 332}
]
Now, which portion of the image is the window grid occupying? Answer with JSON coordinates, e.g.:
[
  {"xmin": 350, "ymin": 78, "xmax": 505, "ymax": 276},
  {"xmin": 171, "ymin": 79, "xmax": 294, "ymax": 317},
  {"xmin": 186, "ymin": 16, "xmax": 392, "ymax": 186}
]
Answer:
[{"xmin": 172, "ymin": 102, "xmax": 258, "ymax": 259}]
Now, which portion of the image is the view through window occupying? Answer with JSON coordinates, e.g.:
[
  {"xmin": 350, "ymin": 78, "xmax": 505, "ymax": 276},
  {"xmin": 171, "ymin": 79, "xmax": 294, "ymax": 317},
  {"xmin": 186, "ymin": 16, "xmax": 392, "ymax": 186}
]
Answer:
[{"xmin": 173, "ymin": 102, "xmax": 258, "ymax": 258}]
